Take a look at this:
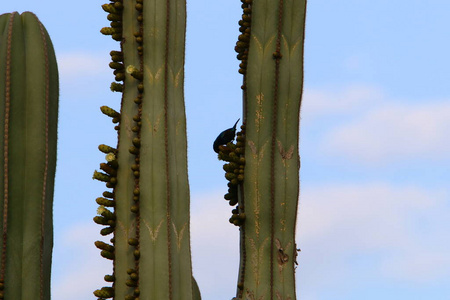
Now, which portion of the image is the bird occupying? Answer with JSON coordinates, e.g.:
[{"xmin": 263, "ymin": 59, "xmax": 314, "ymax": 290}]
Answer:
[{"xmin": 213, "ymin": 119, "xmax": 240, "ymax": 153}]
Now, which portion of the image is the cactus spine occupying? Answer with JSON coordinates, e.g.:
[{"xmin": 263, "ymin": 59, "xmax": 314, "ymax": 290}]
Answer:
[
  {"xmin": 0, "ymin": 12, "xmax": 58, "ymax": 300},
  {"xmin": 94, "ymin": 0, "xmax": 197, "ymax": 299},
  {"xmin": 219, "ymin": 0, "xmax": 307, "ymax": 299}
]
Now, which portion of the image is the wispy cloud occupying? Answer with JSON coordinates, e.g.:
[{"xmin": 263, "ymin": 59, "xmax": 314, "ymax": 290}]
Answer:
[
  {"xmin": 297, "ymin": 183, "xmax": 450, "ymax": 292},
  {"xmin": 301, "ymin": 84, "xmax": 450, "ymax": 164},
  {"xmin": 51, "ymin": 191, "xmax": 241, "ymax": 300},
  {"xmin": 52, "ymin": 223, "xmax": 112, "ymax": 300},
  {"xmin": 191, "ymin": 191, "xmax": 241, "ymax": 298},
  {"xmin": 56, "ymin": 51, "xmax": 114, "ymax": 98},
  {"xmin": 301, "ymin": 84, "xmax": 383, "ymax": 120},
  {"xmin": 321, "ymin": 101, "xmax": 450, "ymax": 163},
  {"xmin": 52, "ymin": 186, "xmax": 450, "ymax": 299},
  {"xmin": 57, "ymin": 52, "xmax": 108, "ymax": 78}
]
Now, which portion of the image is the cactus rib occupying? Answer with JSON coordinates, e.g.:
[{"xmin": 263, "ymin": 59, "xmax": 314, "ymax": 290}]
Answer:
[
  {"xmin": 163, "ymin": 0, "xmax": 173, "ymax": 296},
  {"xmin": 0, "ymin": 13, "xmax": 13, "ymax": 289},
  {"xmin": 267, "ymin": 0, "xmax": 285, "ymax": 296}
]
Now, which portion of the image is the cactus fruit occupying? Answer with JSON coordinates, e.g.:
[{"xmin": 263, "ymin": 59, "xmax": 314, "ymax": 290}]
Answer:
[
  {"xmin": 217, "ymin": 0, "xmax": 307, "ymax": 299},
  {"xmin": 0, "ymin": 11, "xmax": 58, "ymax": 300},
  {"xmin": 93, "ymin": 0, "xmax": 198, "ymax": 299}
]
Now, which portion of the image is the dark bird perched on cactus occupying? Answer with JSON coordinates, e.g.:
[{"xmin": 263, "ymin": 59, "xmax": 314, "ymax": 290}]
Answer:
[{"xmin": 213, "ymin": 119, "xmax": 240, "ymax": 153}]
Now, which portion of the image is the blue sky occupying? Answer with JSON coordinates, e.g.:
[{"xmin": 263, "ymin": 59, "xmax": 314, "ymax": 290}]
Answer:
[{"xmin": 2, "ymin": 1, "xmax": 450, "ymax": 299}]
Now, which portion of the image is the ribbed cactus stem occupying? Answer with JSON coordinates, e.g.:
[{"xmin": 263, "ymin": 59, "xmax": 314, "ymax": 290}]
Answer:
[
  {"xmin": 0, "ymin": 12, "xmax": 58, "ymax": 300},
  {"xmin": 94, "ymin": 0, "xmax": 197, "ymax": 299},
  {"xmin": 228, "ymin": 0, "xmax": 307, "ymax": 299}
]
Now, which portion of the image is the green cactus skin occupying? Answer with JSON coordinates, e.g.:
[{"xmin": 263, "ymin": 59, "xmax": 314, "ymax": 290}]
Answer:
[
  {"xmin": 0, "ymin": 12, "xmax": 58, "ymax": 300},
  {"xmin": 94, "ymin": 0, "xmax": 197, "ymax": 299},
  {"xmin": 225, "ymin": 0, "xmax": 307, "ymax": 299}
]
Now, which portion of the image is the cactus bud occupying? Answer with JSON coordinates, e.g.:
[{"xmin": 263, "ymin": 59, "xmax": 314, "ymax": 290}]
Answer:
[
  {"xmin": 101, "ymin": 105, "xmax": 121, "ymax": 118},
  {"xmin": 100, "ymin": 226, "xmax": 115, "ymax": 236},
  {"xmin": 128, "ymin": 238, "xmax": 139, "ymax": 246},
  {"xmin": 93, "ymin": 286, "xmax": 114, "ymax": 298},
  {"xmin": 94, "ymin": 216, "xmax": 109, "ymax": 226},
  {"xmin": 93, "ymin": 170, "xmax": 111, "ymax": 182},
  {"xmin": 99, "ymin": 144, "xmax": 117, "ymax": 154},
  {"xmin": 126, "ymin": 65, "xmax": 143, "ymax": 80},
  {"xmin": 101, "ymin": 250, "xmax": 115, "ymax": 260},
  {"xmin": 101, "ymin": 3, "xmax": 117, "ymax": 14},
  {"xmin": 96, "ymin": 197, "xmax": 115, "ymax": 207},
  {"xmin": 103, "ymin": 191, "xmax": 114, "ymax": 198},
  {"xmin": 130, "ymin": 272, "xmax": 139, "ymax": 281},
  {"xmin": 110, "ymin": 82, "xmax": 123, "ymax": 92},
  {"xmin": 100, "ymin": 27, "xmax": 116, "ymax": 35}
]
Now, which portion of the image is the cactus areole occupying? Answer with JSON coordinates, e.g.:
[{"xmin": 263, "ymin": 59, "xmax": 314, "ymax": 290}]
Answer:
[{"xmin": 0, "ymin": 11, "xmax": 59, "ymax": 300}]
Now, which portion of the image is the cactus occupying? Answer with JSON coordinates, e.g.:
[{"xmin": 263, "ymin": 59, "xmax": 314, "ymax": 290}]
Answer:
[
  {"xmin": 218, "ymin": 0, "xmax": 307, "ymax": 299},
  {"xmin": 93, "ymin": 0, "xmax": 197, "ymax": 299},
  {"xmin": 95, "ymin": 0, "xmax": 306, "ymax": 298},
  {"xmin": 0, "ymin": 12, "xmax": 58, "ymax": 300}
]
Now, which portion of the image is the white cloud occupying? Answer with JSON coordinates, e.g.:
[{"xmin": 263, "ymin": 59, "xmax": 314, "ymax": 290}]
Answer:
[
  {"xmin": 51, "ymin": 186, "xmax": 450, "ymax": 299},
  {"xmin": 56, "ymin": 51, "xmax": 114, "ymax": 97},
  {"xmin": 297, "ymin": 183, "xmax": 450, "ymax": 290},
  {"xmin": 191, "ymin": 191, "xmax": 241, "ymax": 298},
  {"xmin": 302, "ymin": 84, "xmax": 450, "ymax": 164},
  {"xmin": 301, "ymin": 84, "xmax": 383, "ymax": 120},
  {"xmin": 51, "ymin": 191, "xmax": 241, "ymax": 300},
  {"xmin": 52, "ymin": 223, "xmax": 112, "ymax": 299},
  {"xmin": 321, "ymin": 101, "xmax": 450, "ymax": 163},
  {"xmin": 57, "ymin": 52, "xmax": 108, "ymax": 78}
]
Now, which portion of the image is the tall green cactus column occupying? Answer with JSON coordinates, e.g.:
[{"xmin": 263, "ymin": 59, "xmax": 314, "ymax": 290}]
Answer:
[
  {"xmin": 0, "ymin": 12, "xmax": 58, "ymax": 300},
  {"xmin": 94, "ymin": 0, "xmax": 198, "ymax": 299},
  {"xmin": 240, "ymin": 0, "xmax": 306, "ymax": 298},
  {"xmin": 219, "ymin": 0, "xmax": 307, "ymax": 299}
]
